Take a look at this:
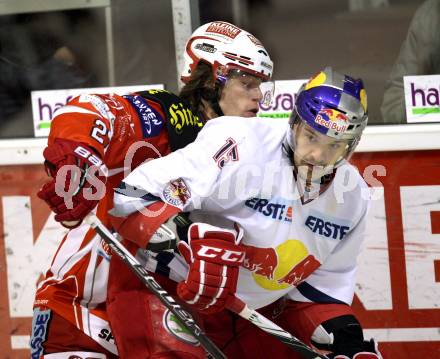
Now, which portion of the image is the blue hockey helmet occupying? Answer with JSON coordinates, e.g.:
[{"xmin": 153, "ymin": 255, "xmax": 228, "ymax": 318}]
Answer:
[
  {"xmin": 293, "ymin": 67, "xmax": 367, "ymax": 139},
  {"xmin": 289, "ymin": 67, "xmax": 368, "ymax": 164}
]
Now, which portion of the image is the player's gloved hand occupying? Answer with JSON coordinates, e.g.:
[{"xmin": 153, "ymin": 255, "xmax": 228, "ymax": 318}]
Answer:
[
  {"xmin": 177, "ymin": 223, "xmax": 245, "ymax": 314},
  {"xmin": 37, "ymin": 139, "xmax": 107, "ymax": 228}
]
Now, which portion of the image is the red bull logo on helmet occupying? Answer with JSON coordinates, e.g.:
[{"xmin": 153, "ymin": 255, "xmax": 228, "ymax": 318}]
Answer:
[{"xmin": 314, "ymin": 108, "xmax": 349, "ymax": 134}]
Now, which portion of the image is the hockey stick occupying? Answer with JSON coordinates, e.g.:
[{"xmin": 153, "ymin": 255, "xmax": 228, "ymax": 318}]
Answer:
[
  {"xmin": 228, "ymin": 298, "xmax": 327, "ymax": 359},
  {"xmin": 84, "ymin": 214, "xmax": 226, "ymax": 359}
]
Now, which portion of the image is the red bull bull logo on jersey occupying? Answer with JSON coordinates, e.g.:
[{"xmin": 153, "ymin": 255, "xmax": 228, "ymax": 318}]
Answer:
[
  {"xmin": 314, "ymin": 108, "xmax": 349, "ymax": 134},
  {"xmin": 241, "ymin": 240, "xmax": 321, "ymax": 291},
  {"xmin": 242, "ymin": 245, "xmax": 278, "ymax": 280}
]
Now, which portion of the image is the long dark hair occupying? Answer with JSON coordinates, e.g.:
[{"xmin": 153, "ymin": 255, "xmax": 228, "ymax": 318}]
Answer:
[{"xmin": 179, "ymin": 62, "xmax": 223, "ymax": 119}]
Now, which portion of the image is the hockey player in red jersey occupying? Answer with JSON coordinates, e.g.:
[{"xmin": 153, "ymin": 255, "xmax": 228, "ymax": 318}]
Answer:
[
  {"xmin": 104, "ymin": 21, "xmax": 274, "ymax": 359},
  {"xmin": 111, "ymin": 67, "xmax": 384, "ymax": 359},
  {"xmin": 31, "ymin": 21, "xmax": 274, "ymax": 358}
]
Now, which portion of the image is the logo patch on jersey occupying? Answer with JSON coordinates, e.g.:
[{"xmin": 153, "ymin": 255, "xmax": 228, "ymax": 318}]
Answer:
[
  {"xmin": 242, "ymin": 240, "xmax": 320, "ymax": 290},
  {"xmin": 125, "ymin": 95, "xmax": 163, "ymax": 138},
  {"xmin": 163, "ymin": 178, "xmax": 191, "ymax": 207},
  {"xmin": 163, "ymin": 309, "xmax": 199, "ymax": 346},
  {"xmin": 245, "ymin": 197, "xmax": 293, "ymax": 222},
  {"xmin": 169, "ymin": 102, "xmax": 203, "ymax": 134},
  {"xmin": 30, "ymin": 308, "xmax": 51, "ymax": 359},
  {"xmin": 305, "ymin": 211, "xmax": 351, "ymax": 240}
]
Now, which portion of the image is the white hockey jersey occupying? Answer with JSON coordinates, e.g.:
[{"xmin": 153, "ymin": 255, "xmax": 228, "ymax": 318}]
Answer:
[{"xmin": 114, "ymin": 116, "xmax": 370, "ymax": 310}]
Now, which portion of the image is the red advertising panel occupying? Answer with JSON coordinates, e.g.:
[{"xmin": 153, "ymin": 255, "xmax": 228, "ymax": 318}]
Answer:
[{"xmin": 351, "ymin": 150, "xmax": 440, "ymax": 358}]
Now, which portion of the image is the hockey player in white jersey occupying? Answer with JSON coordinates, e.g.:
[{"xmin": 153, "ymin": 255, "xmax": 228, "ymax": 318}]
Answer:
[{"xmin": 111, "ymin": 67, "xmax": 383, "ymax": 358}]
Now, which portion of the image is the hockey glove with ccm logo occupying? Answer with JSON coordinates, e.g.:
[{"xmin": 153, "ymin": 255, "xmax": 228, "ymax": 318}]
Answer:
[
  {"xmin": 37, "ymin": 139, "xmax": 107, "ymax": 228},
  {"xmin": 177, "ymin": 223, "xmax": 245, "ymax": 314}
]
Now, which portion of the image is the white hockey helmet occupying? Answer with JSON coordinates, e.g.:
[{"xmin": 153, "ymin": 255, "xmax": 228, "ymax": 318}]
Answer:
[{"xmin": 181, "ymin": 21, "xmax": 274, "ymax": 84}]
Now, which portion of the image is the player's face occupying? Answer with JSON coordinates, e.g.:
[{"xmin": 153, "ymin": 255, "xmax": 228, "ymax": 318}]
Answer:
[
  {"xmin": 293, "ymin": 122, "xmax": 350, "ymax": 180},
  {"xmin": 219, "ymin": 71, "xmax": 264, "ymax": 117}
]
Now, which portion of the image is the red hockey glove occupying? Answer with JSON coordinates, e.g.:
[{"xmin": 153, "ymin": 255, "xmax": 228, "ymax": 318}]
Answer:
[
  {"xmin": 37, "ymin": 139, "xmax": 107, "ymax": 228},
  {"xmin": 177, "ymin": 223, "xmax": 245, "ymax": 314}
]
